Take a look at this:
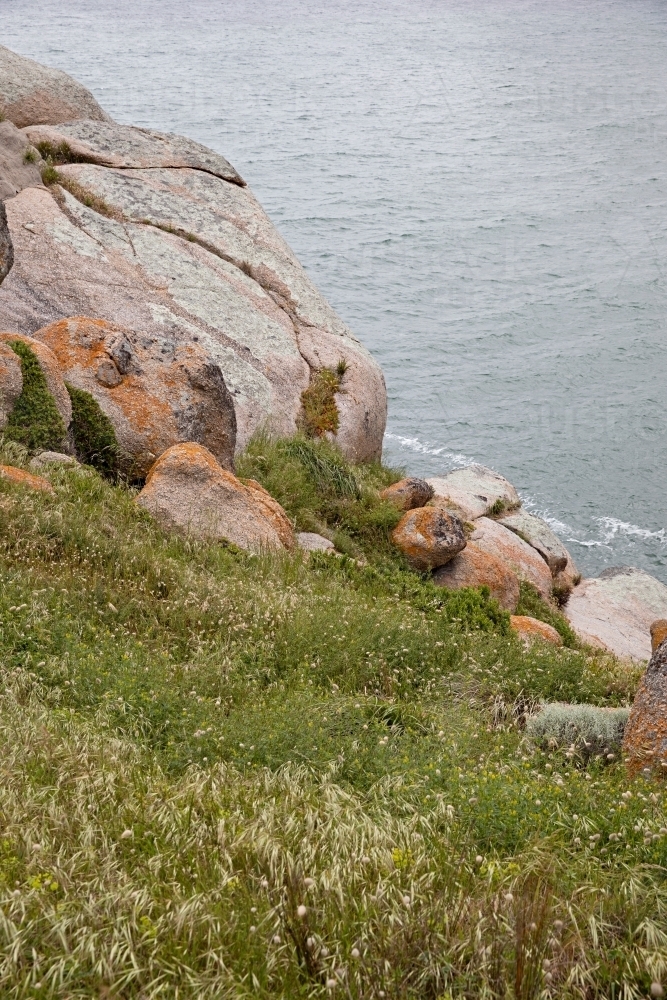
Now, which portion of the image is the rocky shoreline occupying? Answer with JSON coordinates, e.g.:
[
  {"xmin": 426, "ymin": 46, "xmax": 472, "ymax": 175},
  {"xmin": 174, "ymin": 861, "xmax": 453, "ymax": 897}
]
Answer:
[{"xmin": 2, "ymin": 44, "xmax": 667, "ymax": 759}]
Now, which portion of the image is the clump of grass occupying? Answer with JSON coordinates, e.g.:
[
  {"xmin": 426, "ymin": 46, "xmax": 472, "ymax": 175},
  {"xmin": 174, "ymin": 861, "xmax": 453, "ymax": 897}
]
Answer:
[
  {"xmin": 516, "ymin": 580, "xmax": 579, "ymax": 647},
  {"xmin": 66, "ymin": 383, "xmax": 122, "ymax": 477},
  {"xmin": 35, "ymin": 140, "xmax": 78, "ymax": 165},
  {"xmin": 22, "ymin": 147, "xmax": 37, "ymax": 164},
  {"xmin": 4, "ymin": 340, "xmax": 66, "ymax": 452},
  {"xmin": 527, "ymin": 702, "xmax": 629, "ymax": 762},
  {"xmin": 299, "ymin": 364, "xmax": 345, "ymax": 437},
  {"xmin": 237, "ymin": 432, "xmax": 404, "ymax": 561}
]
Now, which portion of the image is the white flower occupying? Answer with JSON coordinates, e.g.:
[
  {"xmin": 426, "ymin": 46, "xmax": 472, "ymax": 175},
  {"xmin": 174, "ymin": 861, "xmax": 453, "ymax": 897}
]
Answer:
[
  {"xmin": 120, "ymin": 829, "xmax": 133, "ymax": 840},
  {"xmin": 304, "ymin": 877, "xmax": 315, "ymax": 888},
  {"xmin": 297, "ymin": 904, "xmax": 307, "ymax": 918},
  {"xmin": 249, "ymin": 925, "xmax": 256, "ymax": 934},
  {"xmin": 326, "ymin": 980, "xmax": 337, "ymax": 990},
  {"xmin": 475, "ymin": 855, "xmax": 483, "ymax": 865},
  {"xmin": 272, "ymin": 934, "xmax": 281, "ymax": 944},
  {"xmin": 402, "ymin": 895, "xmax": 411, "ymax": 906},
  {"xmin": 351, "ymin": 947, "xmax": 360, "ymax": 959}
]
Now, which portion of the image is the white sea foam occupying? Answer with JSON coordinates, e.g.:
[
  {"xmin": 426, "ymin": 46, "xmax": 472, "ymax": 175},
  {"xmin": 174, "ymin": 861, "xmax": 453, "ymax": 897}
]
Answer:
[
  {"xmin": 594, "ymin": 517, "xmax": 667, "ymax": 545},
  {"xmin": 383, "ymin": 433, "xmax": 475, "ymax": 469}
]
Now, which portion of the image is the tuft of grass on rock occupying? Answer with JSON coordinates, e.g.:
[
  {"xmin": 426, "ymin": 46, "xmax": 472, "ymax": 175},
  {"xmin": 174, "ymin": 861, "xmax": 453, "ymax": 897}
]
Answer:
[
  {"xmin": 66, "ymin": 383, "xmax": 122, "ymax": 477},
  {"xmin": 299, "ymin": 365, "xmax": 344, "ymax": 437},
  {"xmin": 4, "ymin": 339, "xmax": 66, "ymax": 452}
]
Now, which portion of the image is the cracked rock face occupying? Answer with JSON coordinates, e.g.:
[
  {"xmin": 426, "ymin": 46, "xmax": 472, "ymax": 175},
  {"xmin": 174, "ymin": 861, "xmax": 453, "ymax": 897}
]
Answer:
[
  {"xmin": 0, "ymin": 122, "xmax": 44, "ymax": 203},
  {"xmin": 0, "ymin": 45, "xmax": 111, "ymax": 127},
  {"xmin": 0, "ymin": 117, "xmax": 386, "ymax": 462},
  {"xmin": 35, "ymin": 316, "xmax": 237, "ymax": 476},
  {"xmin": 622, "ymin": 638, "xmax": 667, "ymax": 774}
]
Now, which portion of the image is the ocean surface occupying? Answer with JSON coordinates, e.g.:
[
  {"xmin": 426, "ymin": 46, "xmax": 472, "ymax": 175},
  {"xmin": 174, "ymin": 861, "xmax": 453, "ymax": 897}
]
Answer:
[{"xmin": 4, "ymin": 0, "xmax": 667, "ymax": 581}]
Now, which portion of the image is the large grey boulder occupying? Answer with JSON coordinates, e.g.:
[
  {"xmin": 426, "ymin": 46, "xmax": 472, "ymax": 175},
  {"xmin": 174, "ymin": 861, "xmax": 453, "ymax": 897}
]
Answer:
[
  {"xmin": 0, "ymin": 45, "xmax": 111, "ymax": 127},
  {"xmin": 0, "ymin": 122, "xmax": 43, "ymax": 203},
  {"xmin": 0, "ymin": 115, "xmax": 386, "ymax": 462},
  {"xmin": 427, "ymin": 465, "xmax": 520, "ymax": 521},
  {"xmin": 565, "ymin": 567, "xmax": 667, "ymax": 661},
  {"xmin": 498, "ymin": 509, "xmax": 580, "ymax": 594}
]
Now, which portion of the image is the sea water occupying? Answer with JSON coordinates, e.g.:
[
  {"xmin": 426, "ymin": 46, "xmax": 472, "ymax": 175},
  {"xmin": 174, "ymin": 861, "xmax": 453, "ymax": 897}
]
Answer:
[{"xmin": 4, "ymin": 0, "xmax": 667, "ymax": 580}]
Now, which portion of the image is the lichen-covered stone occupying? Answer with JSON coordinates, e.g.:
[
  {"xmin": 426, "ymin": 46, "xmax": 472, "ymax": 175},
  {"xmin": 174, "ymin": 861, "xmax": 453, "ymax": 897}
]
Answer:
[
  {"xmin": 24, "ymin": 121, "xmax": 244, "ymax": 185},
  {"xmin": 498, "ymin": 509, "xmax": 571, "ymax": 575},
  {"xmin": 137, "ymin": 443, "xmax": 294, "ymax": 552},
  {"xmin": 34, "ymin": 316, "xmax": 236, "ymax": 476},
  {"xmin": 0, "ymin": 45, "xmax": 111, "ymax": 127},
  {"xmin": 468, "ymin": 517, "xmax": 554, "ymax": 602},
  {"xmin": 427, "ymin": 465, "xmax": 520, "ymax": 521},
  {"xmin": 379, "ymin": 477, "xmax": 434, "ymax": 512},
  {"xmin": 432, "ymin": 544, "xmax": 520, "ymax": 611},
  {"xmin": 510, "ymin": 615, "xmax": 562, "ymax": 646},
  {"xmin": 622, "ymin": 638, "xmax": 667, "ymax": 775},
  {"xmin": 391, "ymin": 507, "xmax": 465, "ymax": 572},
  {"xmin": 0, "ymin": 463, "xmax": 54, "ymax": 493},
  {"xmin": 297, "ymin": 532, "xmax": 335, "ymax": 553}
]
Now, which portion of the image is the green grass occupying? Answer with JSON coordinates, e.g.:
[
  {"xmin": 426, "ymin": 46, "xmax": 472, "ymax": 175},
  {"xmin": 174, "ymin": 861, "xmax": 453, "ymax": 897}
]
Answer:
[
  {"xmin": 0, "ymin": 435, "xmax": 660, "ymax": 998},
  {"xmin": 66, "ymin": 382, "xmax": 122, "ymax": 477},
  {"xmin": 299, "ymin": 364, "xmax": 346, "ymax": 438},
  {"xmin": 515, "ymin": 581, "xmax": 580, "ymax": 648},
  {"xmin": 4, "ymin": 340, "xmax": 66, "ymax": 452}
]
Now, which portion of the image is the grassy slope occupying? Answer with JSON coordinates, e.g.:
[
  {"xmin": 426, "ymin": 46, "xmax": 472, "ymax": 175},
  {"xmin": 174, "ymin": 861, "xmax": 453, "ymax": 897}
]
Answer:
[{"xmin": 0, "ymin": 436, "xmax": 662, "ymax": 999}]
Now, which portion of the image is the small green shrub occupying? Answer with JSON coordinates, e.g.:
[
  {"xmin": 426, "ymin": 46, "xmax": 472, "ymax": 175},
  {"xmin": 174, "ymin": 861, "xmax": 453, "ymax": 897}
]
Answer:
[
  {"xmin": 4, "ymin": 340, "xmax": 66, "ymax": 452},
  {"xmin": 526, "ymin": 702, "xmax": 629, "ymax": 761},
  {"xmin": 22, "ymin": 148, "xmax": 37, "ymax": 164},
  {"xmin": 516, "ymin": 581, "xmax": 579, "ymax": 647},
  {"xmin": 66, "ymin": 383, "xmax": 121, "ymax": 477},
  {"xmin": 35, "ymin": 140, "xmax": 77, "ymax": 165},
  {"xmin": 299, "ymin": 366, "xmax": 343, "ymax": 437}
]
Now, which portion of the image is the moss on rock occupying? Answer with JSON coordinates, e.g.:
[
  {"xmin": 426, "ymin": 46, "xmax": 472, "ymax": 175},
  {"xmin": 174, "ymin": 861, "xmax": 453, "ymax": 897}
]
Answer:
[
  {"xmin": 4, "ymin": 340, "xmax": 66, "ymax": 452},
  {"xmin": 66, "ymin": 383, "xmax": 121, "ymax": 477},
  {"xmin": 299, "ymin": 365, "xmax": 344, "ymax": 438}
]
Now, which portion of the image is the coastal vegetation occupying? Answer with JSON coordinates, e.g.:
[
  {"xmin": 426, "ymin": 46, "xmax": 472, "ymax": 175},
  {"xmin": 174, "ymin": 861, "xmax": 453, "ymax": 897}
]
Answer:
[{"xmin": 0, "ymin": 434, "xmax": 661, "ymax": 999}]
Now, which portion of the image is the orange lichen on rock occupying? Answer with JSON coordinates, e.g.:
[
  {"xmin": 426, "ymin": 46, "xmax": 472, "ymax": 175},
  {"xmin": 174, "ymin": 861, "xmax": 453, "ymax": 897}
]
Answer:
[
  {"xmin": 622, "ymin": 637, "xmax": 667, "ymax": 776},
  {"xmin": 391, "ymin": 506, "xmax": 466, "ymax": 572},
  {"xmin": 510, "ymin": 615, "xmax": 563, "ymax": 646},
  {"xmin": 138, "ymin": 443, "xmax": 294, "ymax": 552},
  {"xmin": 34, "ymin": 317, "xmax": 236, "ymax": 475},
  {"xmin": 0, "ymin": 464, "xmax": 54, "ymax": 493},
  {"xmin": 651, "ymin": 620, "xmax": 667, "ymax": 653},
  {"xmin": 380, "ymin": 477, "xmax": 434, "ymax": 512},
  {"xmin": 433, "ymin": 543, "xmax": 520, "ymax": 611}
]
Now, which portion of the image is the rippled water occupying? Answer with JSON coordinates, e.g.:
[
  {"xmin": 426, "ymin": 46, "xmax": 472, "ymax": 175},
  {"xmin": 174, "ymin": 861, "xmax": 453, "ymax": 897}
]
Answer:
[{"xmin": 4, "ymin": 0, "xmax": 667, "ymax": 579}]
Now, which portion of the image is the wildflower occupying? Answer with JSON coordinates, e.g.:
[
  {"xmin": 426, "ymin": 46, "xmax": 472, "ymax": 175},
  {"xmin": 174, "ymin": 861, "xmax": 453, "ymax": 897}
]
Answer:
[
  {"xmin": 504, "ymin": 893, "xmax": 514, "ymax": 903},
  {"xmin": 273, "ymin": 934, "xmax": 281, "ymax": 944},
  {"xmin": 249, "ymin": 925, "xmax": 256, "ymax": 933},
  {"xmin": 402, "ymin": 894, "xmax": 411, "ymax": 905},
  {"xmin": 475, "ymin": 855, "xmax": 483, "ymax": 865},
  {"xmin": 326, "ymin": 980, "xmax": 337, "ymax": 990},
  {"xmin": 31, "ymin": 843, "xmax": 41, "ymax": 852},
  {"xmin": 297, "ymin": 904, "xmax": 307, "ymax": 918},
  {"xmin": 651, "ymin": 984, "xmax": 664, "ymax": 998},
  {"xmin": 306, "ymin": 937, "xmax": 315, "ymax": 949},
  {"xmin": 304, "ymin": 877, "xmax": 316, "ymax": 888},
  {"xmin": 351, "ymin": 947, "xmax": 360, "ymax": 959},
  {"xmin": 120, "ymin": 829, "xmax": 133, "ymax": 839}
]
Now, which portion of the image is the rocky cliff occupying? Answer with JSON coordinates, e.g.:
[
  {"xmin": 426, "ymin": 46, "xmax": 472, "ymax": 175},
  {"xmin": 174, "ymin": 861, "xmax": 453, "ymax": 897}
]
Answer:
[{"xmin": 0, "ymin": 46, "xmax": 386, "ymax": 463}]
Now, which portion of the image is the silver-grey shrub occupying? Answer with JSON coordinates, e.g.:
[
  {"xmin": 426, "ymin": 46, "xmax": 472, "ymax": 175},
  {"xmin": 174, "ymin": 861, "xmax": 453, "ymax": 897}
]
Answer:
[{"xmin": 526, "ymin": 703, "xmax": 630, "ymax": 762}]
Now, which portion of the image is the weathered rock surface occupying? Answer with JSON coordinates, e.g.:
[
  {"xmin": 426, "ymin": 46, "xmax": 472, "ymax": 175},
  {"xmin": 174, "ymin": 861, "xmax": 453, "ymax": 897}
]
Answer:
[
  {"xmin": 35, "ymin": 316, "xmax": 236, "ymax": 476},
  {"xmin": 379, "ymin": 477, "xmax": 434, "ymax": 512},
  {"xmin": 0, "ymin": 463, "xmax": 53, "ymax": 493},
  {"xmin": 137, "ymin": 443, "xmax": 295, "ymax": 552},
  {"xmin": 622, "ymin": 636, "xmax": 667, "ymax": 774},
  {"xmin": 297, "ymin": 531, "xmax": 335, "ymax": 553},
  {"xmin": 0, "ymin": 46, "xmax": 111, "ymax": 127},
  {"xmin": 29, "ymin": 450, "xmax": 78, "ymax": 470},
  {"xmin": 0, "ymin": 332, "xmax": 72, "ymax": 429},
  {"xmin": 391, "ymin": 507, "xmax": 466, "ymax": 572},
  {"xmin": 652, "ymin": 621, "xmax": 667, "ymax": 653},
  {"xmin": 0, "ymin": 341, "xmax": 23, "ymax": 428},
  {"xmin": 427, "ymin": 465, "xmax": 520, "ymax": 521},
  {"xmin": 510, "ymin": 615, "xmax": 563, "ymax": 646},
  {"xmin": 0, "ymin": 121, "xmax": 43, "ymax": 203},
  {"xmin": 498, "ymin": 510, "xmax": 569, "ymax": 575},
  {"xmin": 0, "ymin": 163, "xmax": 385, "ymax": 460},
  {"xmin": 0, "ymin": 202, "xmax": 13, "ymax": 285},
  {"xmin": 565, "ymin": 567, "xmax": 667, "ymax": 661},
  {"xmin": 432, "ymin": 543, "xmax": 520, "ymax": 611},
  {"xmin": 24, "ymin": 121, "xmax": 244, "ymax": 185},
  {"xmin": 468, "ymin": 517, "xmax": 554, "ymax": 602}
]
